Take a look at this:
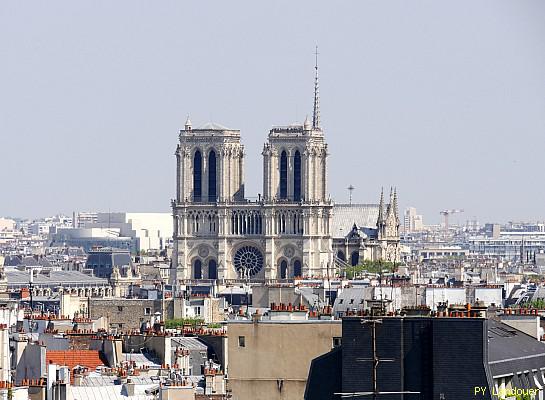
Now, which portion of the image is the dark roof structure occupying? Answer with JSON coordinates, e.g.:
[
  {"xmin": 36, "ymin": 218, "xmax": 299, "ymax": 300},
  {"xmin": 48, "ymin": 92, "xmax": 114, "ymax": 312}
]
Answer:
[{"xmin": 305, "ymin": 316, "xmax": 545, "ymax": 400}]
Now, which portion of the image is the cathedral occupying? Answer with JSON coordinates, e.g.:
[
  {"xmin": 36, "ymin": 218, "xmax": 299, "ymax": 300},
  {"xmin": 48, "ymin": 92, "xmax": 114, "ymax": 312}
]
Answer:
[{"xmin": 170, "ymin": 63, "xmax": 399, "ymax": 284}]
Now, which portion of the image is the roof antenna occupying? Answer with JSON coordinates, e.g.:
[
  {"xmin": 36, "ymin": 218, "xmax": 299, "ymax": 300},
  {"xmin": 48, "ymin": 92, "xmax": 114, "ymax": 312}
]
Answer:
[
  {"xmin": 312, "ymin": 45, "xmax": 320, "ymax": 129},
  {"xmin": 347, "ymin": 185, "xmax": 355, "ymax": 205}
]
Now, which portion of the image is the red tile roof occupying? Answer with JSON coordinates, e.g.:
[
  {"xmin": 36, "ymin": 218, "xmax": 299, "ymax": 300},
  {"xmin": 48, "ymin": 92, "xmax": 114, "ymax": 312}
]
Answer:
[{"xmin": 46, "ymin": 350, "xmax": 105, "ymax": 372}]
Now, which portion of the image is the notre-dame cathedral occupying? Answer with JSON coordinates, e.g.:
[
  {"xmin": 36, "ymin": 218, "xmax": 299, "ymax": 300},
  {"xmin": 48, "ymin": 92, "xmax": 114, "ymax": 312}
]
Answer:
[{"xmin": 170, "ymin": 64, "xmax": 399, "ymax": 284}]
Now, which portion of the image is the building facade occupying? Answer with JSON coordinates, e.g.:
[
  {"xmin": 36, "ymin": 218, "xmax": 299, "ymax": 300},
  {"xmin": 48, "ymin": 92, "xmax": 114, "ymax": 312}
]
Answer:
[{"xmin": 171, "ymin": 116, "xmax": 332, "ymax": 283}]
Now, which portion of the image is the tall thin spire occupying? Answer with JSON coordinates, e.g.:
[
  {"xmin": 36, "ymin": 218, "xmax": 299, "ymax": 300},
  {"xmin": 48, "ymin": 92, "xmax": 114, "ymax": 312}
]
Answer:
[
  {"xmin": 386, "ymin": 187, "xmax": 394, "ymax": 216},
  {"xmin": 377, "ymin": 187, "xmax": 385, "ymax": 226},
  {"xmin": 312, "ymin": 45, "xmax": 320, "ymax": 129}
]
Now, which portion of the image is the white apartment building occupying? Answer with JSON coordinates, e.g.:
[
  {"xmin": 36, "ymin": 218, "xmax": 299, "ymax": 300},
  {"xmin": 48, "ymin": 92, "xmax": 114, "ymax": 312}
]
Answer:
[{"xmin": 403, "ymin": 207, "xmax": 423, "ymax": 233}]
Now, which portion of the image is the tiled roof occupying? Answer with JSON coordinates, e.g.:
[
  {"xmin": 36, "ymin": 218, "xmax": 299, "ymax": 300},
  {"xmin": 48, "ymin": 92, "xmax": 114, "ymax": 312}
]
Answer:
[
  {"xmin": 70, "ymin": 385, "xmax": 156, "ymax": 400},
  {"xmin": 488, "ymin": 319, "xmax": 545, "ymax": 378},
  {"xmin": 331, "ymin": 204, "xmax": 381, "ymax": 238},
  {"xmin": 6, "ymin": 269, "xmax": 107, "ymax": 286},
  {"xmin": 47, "ymin": 350, "xmax": 105, "ymax": 373}
]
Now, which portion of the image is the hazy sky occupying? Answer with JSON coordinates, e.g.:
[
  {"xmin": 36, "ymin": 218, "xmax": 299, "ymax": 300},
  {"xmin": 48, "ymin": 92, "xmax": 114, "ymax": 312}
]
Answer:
[{"xmin": 1, "ymin": 1, "xmax": 545, "ymax": 224}]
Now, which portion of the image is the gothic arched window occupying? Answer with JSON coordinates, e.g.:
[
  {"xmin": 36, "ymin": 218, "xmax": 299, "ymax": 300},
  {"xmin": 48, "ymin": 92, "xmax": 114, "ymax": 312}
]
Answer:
[
  {"xmin": 208, "ymin": 150, "xmax": 217, "ymax": 202},
  {"xmin": 193, "ymin": 150, "xmax": 202, "ymax": 202},
  {"xmin": 194, "ymin": 259, "xmax": 202, "ymax": 279},
  {"xmin": 208, "ymin": 259, "xmax": 217, "ymax": 280},
  {"xmin": 351, "ymin": 251, "xmax": 359, "ymax": 266},
  {"xmin": 280, "ymin": 260, "xmax": 288, "ymax": 279},
  {"xmin": 280, "ymin": 150, "xmax": 288, "ymax": 199},
  {"xmin": 293, "ymin": 260, "xmax": 302, "ymax": 278},
  {"xmin": 294, "ymin": 150, "xmax": 301, "ymax": 201}
]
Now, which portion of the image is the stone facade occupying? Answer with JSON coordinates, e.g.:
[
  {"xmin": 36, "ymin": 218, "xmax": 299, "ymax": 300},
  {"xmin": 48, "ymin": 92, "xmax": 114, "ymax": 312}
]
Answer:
[
  {"xmin": 88, "ymin": 298, "xmax": 173, "ymax": 331},
  {"xmin": 171, "ymin": 118, "xmax": 333, "ymax": 284}
]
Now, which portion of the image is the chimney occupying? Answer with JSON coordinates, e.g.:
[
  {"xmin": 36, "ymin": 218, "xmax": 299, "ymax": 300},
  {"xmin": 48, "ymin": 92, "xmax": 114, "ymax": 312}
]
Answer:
[
  {"xmin": 123, "ymin": 380, "xmax": 136, "ymax": 397},
  {"xmin": 252, "ymin": 310, "xmax": 261, "ymax": 323}
]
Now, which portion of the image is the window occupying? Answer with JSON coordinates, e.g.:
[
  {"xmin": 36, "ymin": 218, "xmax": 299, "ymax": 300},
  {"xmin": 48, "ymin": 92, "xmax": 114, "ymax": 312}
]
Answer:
[
  {"xmin": 144, "ymin": 307, "xmax": 151, "ymax": 315},
  {"xmin": 333, "ymin": 337, "xmax": 342, "ymax": 348},
  {"xmin": 339, "ymin": 299, "xmax": 344, "ymax": 304},
  {"xmin": 238, "ymin": 336, "xmax": 245, "ymax": 347},
  {"xmin": 280, "ymin": 260, "xmax": 288, "ymax": 279},
  {"xmin": 118, "ymin": 306, "xmax": 123, "ymax": 312},
  {"xmin": 208, "ymin": 259, "xmax": 217, "ymax": 280},
  {"xmin": 193, "ymin": 151, "xmax": 202, "ymax": 202},
  {"xmin": 194, "ymin": 259, "xmax": 202, "ymax": 279},
  {"xmin": 280, "ymin": 151, "xmax": 288, "ymax": 199},
  {"xmin": 293, "ymin": 260, "xmax": 302, "ymax": 278},
  {"xmin": 208, "ymin": 150, "xmax": 217, "ymax": 202},
  {"xmin": 351, "ymin": 251, "xmax": 359, "ymax": 266},
  {"xmin": 293, "ymin": 150, "xmax": 301, "ymax": 201}
]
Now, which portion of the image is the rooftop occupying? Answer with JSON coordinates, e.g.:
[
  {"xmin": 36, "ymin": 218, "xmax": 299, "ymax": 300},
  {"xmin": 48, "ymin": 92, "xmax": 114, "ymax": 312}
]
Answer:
[
  {"xmin": 5, "ymin": 269, "xmax": 108, "ymax": 286},
  {"xmin": 331, "ymin": 204, "xmax": 382, "ymax": 237}
]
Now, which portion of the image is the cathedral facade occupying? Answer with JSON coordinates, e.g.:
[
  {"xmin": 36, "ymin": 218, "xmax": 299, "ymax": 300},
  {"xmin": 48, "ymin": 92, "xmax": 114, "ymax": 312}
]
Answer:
[
  {"xmin": 170, "ymin": 68, "xmax": 399, "ymax": 284},
  {"xmin": 171, "ymin": 114, "xmax": 333, "ymax": 283}
]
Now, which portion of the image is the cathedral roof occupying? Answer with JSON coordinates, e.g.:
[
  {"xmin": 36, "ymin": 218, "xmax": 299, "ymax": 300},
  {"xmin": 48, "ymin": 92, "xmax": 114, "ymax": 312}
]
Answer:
[
  {"xmin": 196, "ymin": 122, "xmax": 233, "ymax": 131},
  {"xmin": 331, "ymin": 204, "xmax": 388, "ymax": 238}
]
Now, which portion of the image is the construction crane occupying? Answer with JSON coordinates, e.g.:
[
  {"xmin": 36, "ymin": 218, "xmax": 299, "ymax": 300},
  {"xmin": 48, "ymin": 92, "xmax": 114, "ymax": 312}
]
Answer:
[{"xmin": 439, "ymin": 209, "xmax": 464, "ymax": 232}]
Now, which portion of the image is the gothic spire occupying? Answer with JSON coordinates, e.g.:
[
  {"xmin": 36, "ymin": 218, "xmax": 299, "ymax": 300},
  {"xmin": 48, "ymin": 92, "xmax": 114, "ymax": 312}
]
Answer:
[
  {"xmin": 386, "ymin": 187, "xmax": 394, "ymax": 216},
  {"xmin": 377, "ymin": 187, "xmax": 385, "ymax": 226},
  {"xmin": 312, "ymin": 45, "xmax": 320, "ymax": 129}
]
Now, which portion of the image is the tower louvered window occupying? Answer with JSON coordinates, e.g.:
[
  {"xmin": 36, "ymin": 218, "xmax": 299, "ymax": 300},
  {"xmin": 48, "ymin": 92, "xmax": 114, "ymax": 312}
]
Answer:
[
  {"xmin": 294, "ymin": 150, "xmax": 301, "ymax": 201},
  {"xmin": 280, "ymin": 151, "xmax": 288, "ymax": 199},
  {"xmin": 193, "ymin": 151, "xmax": 202, "ymax": 202},
  {"xmin": 208, "ymin": 150, "xmax": 217, "ymax": 202}
]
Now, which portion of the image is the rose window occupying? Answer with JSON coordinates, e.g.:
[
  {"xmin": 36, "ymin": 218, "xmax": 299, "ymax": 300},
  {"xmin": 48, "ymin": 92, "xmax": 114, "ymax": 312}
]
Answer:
[{"xmin": 233, "ymin": 245, "xmax": 264, "ymax": 276}]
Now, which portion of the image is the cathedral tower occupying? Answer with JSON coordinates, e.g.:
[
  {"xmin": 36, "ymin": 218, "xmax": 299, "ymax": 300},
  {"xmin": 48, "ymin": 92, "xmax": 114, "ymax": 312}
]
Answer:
[{"xmin": 176, "ymin": 119, "xmax": 245, "ymax": 204}]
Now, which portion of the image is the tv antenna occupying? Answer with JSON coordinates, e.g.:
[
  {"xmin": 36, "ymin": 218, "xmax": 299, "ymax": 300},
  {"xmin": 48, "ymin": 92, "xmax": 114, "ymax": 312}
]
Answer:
[{"xmin": 347, "ymin": 185, "xmax": 355, "ymax": 205}]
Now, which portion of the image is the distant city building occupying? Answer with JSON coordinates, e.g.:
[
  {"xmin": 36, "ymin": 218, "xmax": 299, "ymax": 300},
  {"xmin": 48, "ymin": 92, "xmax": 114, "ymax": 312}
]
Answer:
[
  {"xmin": 49, "ymin": 227, "xmax": 135, "ymax": 253},
  {"xmin": 403, "ymin": 206, "xmax": 424, "ymax": 233},
  {"xmin": 85, "ymin": 247, "xmax": 133, "ymax": 278},
  {"xmin": 416, "ymin": 245, "xmax": 468, "ymax": 261},
  {"xmin": 0, "ymin": 218, "xmax": 15, "ymax": 232},
  {"xmin": 90, "ymin": 212, "xmax": 172, "ymax": 252},
  {"xmin": 72, "ymin": 211, "xmax": 98, "ymax": 228},
  {"xmin": 469, "ymin": 234, "xmax": 545, "ymax": 262}
]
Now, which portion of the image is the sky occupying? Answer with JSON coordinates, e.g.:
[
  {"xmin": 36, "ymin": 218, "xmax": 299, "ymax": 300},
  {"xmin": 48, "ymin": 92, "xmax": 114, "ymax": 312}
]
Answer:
[{"xmin": 1, "ymin": 1, "xmax": 545, "ymax": 224}]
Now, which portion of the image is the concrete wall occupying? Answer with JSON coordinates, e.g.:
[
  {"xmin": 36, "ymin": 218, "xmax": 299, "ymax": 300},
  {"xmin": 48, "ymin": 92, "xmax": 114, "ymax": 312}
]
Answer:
[
  {"xmin": 425, "ymin": 287, "xmax": 466, "ymax": 310},
  {"xmin": 228, "ymin": 320, "xmax": 341, "ymax": 400},
  {"xmin": 15, "ymin": 344, "xmax": 46, "ymax": 385},
  {"xmin": 474, "ymin": 288, "xmax": 503, "ymax": 307},
  {"xmin": 0, "ymin": 326, "xmax": 9, "ymax": 382}
]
